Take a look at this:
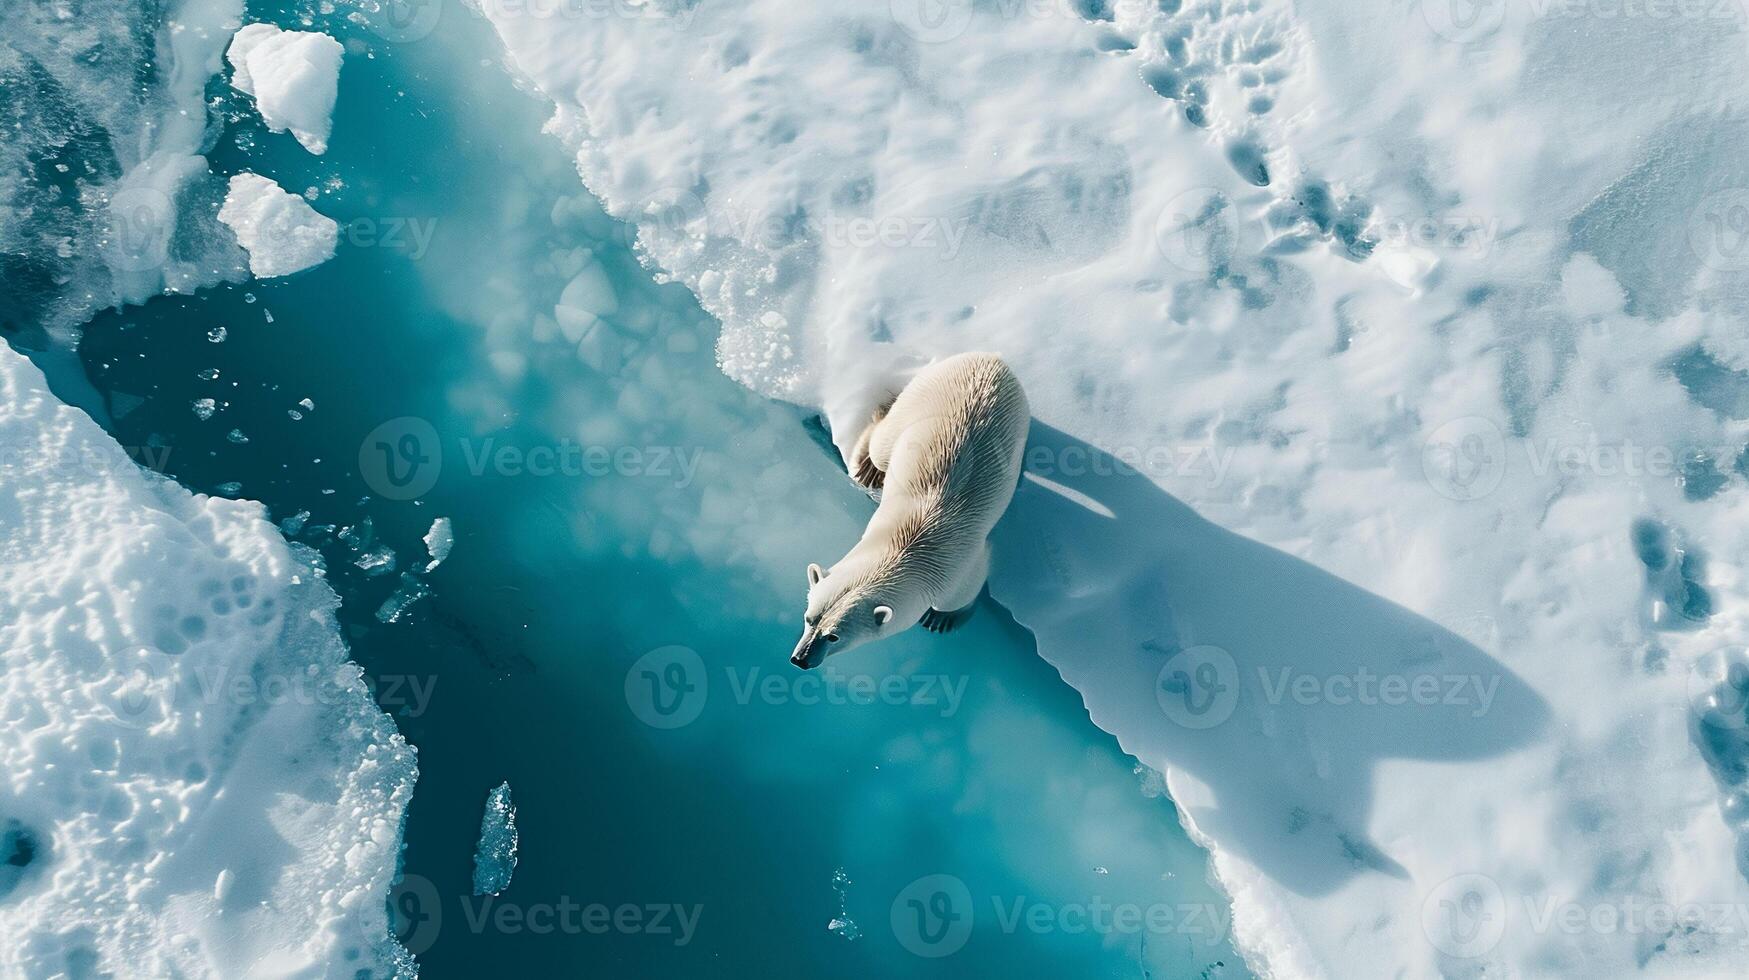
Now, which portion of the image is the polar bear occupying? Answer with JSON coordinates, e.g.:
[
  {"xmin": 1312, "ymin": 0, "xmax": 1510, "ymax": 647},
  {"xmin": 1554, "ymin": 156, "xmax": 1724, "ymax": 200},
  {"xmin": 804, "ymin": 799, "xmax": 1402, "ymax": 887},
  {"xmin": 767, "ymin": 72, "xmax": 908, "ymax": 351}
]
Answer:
[{"xmin": 790, "ymin": 352, "xmax": 1030, "ymax": 670}]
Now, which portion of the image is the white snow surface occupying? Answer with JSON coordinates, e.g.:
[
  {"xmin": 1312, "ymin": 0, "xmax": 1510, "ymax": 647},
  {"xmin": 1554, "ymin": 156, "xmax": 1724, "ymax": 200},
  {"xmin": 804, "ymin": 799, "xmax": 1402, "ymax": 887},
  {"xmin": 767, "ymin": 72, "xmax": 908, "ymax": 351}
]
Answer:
[
  {"xmin": 218, "ymin": 172, "xmax": 340, "ymax": 278},
  {"xmin": 226, "ymin": 23, "xmax": 343, "ymax": 155},
  {"xmin": 479, "ymin": 0, "xmax": 1749, "ymax": 976},
  {"xmin": 0, "ymin": 345, "xmax": 416, "ymax": 978}
]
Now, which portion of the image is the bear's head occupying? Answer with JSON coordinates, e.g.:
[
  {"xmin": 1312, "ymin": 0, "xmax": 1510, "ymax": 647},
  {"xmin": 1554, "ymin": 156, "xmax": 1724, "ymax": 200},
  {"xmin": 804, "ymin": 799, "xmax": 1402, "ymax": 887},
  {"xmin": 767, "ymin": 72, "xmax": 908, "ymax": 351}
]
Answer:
[{"xmin": 790, "ymin": 560, "xmax": 902, "ymax": 669}]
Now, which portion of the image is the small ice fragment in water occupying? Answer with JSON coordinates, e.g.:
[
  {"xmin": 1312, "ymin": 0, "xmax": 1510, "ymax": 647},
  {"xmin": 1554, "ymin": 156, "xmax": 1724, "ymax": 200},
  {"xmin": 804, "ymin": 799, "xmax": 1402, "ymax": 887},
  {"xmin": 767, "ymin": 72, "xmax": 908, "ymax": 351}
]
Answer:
[
  {"xmin": 279, "ymin": 509, "xmax": 311, "ymax": 536},
  {"xmin": 1095, "ymin": 866, "xmax": 1109, "ymax": 875},
  {"xmin": 827, "ymin": 867, "xmax": 860, "ymax": 940},
  {"xmin": 208, "ymin": 326, "xmax": 227, "ymax": 343},
  {"xmin": 298, "ymin": 397, "xmax": 315, "ymax": 411},
  {"xmin": 198, "ymin": 368, "xmax": 220, "ymax": 381},
  {"xmin": 227, "ymin": 428, "xmax": 249, "ymax": 444},
  {"xmin": 214, "ymin": 481, "xmax": 243, "ymax": 496},
  {"xmin": 192, "ymin": 398, "xmax": 218, "ymax": 420},
  {"xmin": 338, "ymin": 517, "xmax": 374, "ymax": 550},
  {"xmin": 423, "ymin": 517, "xmax": 453, "ymax": 571},
  {"xmin": 288, "ymin": 409, "xmax": 304, "ymax": 420},
  {"xmin": 471, "ymin": 782, "xmax": 518, "ymax": 897},
  {"xmin": 354, "ymin": 546, "xmax": 397, "ymax": 576},
  {"xmin": 375, "ymin": 573, "xmax": 431, "ymax": 623}
]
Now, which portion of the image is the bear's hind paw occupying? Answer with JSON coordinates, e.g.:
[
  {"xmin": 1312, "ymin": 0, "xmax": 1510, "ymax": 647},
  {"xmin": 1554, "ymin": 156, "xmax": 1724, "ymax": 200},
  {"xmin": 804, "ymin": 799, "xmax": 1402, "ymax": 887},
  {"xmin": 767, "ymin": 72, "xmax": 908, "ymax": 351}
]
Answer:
[
  {"xmin": 920, "ymin": 604, "xmax": 974, "ymax": 634},
  {"xmin": 852, "ymin": 455, "xmax": 886, "ymax": 491}
]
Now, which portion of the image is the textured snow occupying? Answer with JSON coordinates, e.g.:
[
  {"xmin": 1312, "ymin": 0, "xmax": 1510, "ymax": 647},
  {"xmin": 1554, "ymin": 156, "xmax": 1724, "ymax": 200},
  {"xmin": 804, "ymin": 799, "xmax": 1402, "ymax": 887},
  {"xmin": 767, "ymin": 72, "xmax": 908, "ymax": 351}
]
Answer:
[
  {"xmin": 480, "ymin": 0, "xmax": 1749, "ymax": 975},
  {"xmin": 470, "ymin": 782, "xmax": 518, "ymax": 897},
  {"xmin": 226, "ymin": 23, "xmax": 343, "ymax": 155},
  {"xmin": 218, "ymin": 173, "xmax": 340, "ymax": 278},
  {"xmin": 0, "ymin": 344, "xmax": 416, "ymax": 977}
]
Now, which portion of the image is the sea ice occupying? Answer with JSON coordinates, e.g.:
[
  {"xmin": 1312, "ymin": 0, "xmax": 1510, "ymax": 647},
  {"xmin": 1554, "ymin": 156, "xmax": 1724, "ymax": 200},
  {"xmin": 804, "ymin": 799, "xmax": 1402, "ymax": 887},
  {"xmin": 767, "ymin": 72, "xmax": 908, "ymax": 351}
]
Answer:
[
  {"xmin": 423, "ymin": 516, "xmax": 454, "ymax": 572},
  {"xmin": 472, "ymin": 782, "xmax": 519, "ymax": 897},
  {"xmin": 226, "ymin": 23, "xmax": 343, "ymax": 155},
  {"xmin": 218, "ymin": 173, "xmax": 340, "ymax": 278},
  {"xmin": 0, "ymin": 344, "xmax": 416, "ymax": 976}
]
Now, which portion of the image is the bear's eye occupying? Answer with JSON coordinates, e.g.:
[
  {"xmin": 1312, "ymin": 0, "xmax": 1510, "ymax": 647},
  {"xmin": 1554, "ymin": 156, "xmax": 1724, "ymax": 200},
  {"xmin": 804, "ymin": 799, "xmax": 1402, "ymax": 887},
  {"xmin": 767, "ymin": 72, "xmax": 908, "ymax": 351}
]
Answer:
[{"xmin": 824, "ymin": 633, "xmax": 839, "ymax": 643}]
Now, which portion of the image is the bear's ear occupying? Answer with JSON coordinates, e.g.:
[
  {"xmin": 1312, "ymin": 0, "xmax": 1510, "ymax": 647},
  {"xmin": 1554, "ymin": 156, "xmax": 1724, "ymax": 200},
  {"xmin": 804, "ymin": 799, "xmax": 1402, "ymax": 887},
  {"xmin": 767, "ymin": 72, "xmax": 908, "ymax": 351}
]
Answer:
[
  {"xmin": 807, "ymin": 563, "xmax": 825, "ymax": 586},
  {"xmin": 872, "ymin": 605, "xmax": 893, "ymax": 625}
]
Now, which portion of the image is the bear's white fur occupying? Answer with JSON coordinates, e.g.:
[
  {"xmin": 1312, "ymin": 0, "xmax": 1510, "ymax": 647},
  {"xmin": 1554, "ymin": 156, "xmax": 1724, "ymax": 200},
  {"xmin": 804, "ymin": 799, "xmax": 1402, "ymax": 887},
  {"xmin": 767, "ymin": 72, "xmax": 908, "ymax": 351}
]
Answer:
[{"xmin": 791, "ymin": 352, "xmax": 1029, "ymax": 669}]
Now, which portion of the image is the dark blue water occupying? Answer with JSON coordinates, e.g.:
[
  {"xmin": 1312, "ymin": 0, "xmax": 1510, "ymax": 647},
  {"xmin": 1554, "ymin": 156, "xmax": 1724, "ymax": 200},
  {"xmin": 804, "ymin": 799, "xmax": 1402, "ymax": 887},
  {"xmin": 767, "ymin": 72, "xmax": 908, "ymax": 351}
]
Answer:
[{"xmin": 62, "ymin": 2, "xmax": 1248, "ymax": 977}]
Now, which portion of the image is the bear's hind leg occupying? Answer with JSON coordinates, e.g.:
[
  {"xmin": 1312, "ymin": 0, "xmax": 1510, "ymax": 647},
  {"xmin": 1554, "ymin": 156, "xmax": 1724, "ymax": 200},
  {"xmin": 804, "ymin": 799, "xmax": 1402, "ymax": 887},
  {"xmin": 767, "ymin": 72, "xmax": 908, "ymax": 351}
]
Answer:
[{"xmin": 847, "ymin": 396, "xmax": 898, "ymax": 491}]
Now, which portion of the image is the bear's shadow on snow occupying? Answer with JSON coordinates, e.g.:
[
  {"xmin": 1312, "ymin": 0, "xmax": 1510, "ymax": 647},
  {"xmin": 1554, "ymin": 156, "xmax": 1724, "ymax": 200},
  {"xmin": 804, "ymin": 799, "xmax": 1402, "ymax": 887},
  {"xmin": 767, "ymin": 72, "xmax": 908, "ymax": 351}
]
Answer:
[{"xmin": 988, "ymin": 421, "xmax": 1551, "ymax": 898}]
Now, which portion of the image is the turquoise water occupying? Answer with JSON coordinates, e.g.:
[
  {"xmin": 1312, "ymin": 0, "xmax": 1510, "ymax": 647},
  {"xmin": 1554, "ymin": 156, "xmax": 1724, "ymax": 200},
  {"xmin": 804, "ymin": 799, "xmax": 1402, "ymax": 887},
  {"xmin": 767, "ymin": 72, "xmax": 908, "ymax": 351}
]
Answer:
[{"xmin": 64, "ymin": 3, "xmax": 1249, "ymax": 976}]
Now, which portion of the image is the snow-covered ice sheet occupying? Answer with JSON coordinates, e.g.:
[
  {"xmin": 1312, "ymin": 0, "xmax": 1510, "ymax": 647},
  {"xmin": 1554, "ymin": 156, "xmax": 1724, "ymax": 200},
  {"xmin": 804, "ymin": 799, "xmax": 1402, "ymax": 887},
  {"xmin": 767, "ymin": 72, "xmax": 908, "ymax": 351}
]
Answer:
[
  {"xmin": 226, "ymin": 22, "xmax": 344, "ymax": 155},
  {"xmin": 218, "ymin": 172, "xmax": 340, "ymax": 277},
  {"xmin": 0, "ymin": 343, "xmax": 416, "ymax": 977},
  {"xmin": 479, "ymin": 0, "xmax": 1749, "ymax": 975}
]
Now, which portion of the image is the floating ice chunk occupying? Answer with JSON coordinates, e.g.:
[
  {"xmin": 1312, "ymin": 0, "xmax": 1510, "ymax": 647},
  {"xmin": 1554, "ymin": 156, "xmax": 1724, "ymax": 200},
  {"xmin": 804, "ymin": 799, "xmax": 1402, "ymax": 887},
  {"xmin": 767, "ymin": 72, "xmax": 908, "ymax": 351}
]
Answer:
[
  {"xmin": 354, "ymin": 546, "xmax": 397, "ymax": 576},
  {"xmin": 471, "ymin": 782, "xmax": 519, "ymax": 897},
  {"xmin": 423, "ymin": 517, "xmax": 453, "ymax": 572},
  {"xmin": 218, "ymin": 173, "xmax": 338, "ymax": 278},
  {"xmin": 226, "ymin": 24, "xmax": 343, "ymax": 154},
  {"xmin": 375, "ymin": 573, "xmax": 431, "ymax": 623}
]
